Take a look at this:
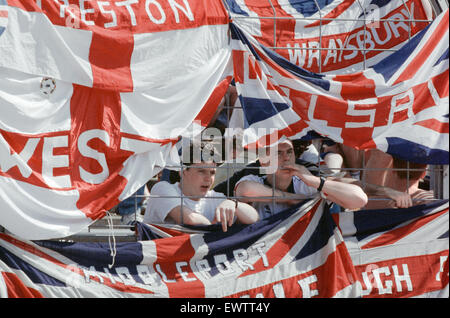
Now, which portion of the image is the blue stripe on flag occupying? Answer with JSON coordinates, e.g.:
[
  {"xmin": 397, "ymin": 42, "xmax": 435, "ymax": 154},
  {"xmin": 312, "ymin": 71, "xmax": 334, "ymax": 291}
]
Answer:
[
  {"xmin": 386, "ymin": 137, "xmax": 449, "ymax": 165},
  {"xmin": 288, "ymin": 0, "xmax": 334, "ymax": 17},
  {"xmin": 240, "ymin": 96, "xmax": 291, "ymax": 126},
  {"xmin": 354, "ymin": 200, "xmax": 448, "ymax": 241},
  {"xmin": 201, "ymin": 201, "xmax": 311, "ymax": 277},
  {"xmin": 35, "ymin": 241, "xmax": 144, "ymax": 268},
  {"xmin": 230, "ymin": 23, "xmax": 261, "ymax": 61},
  {"xmin": 0, "ymin": 246, "xmax": 66, "ymax": 287},
  {"xmin": 294, "ymin": 204, "xmax": 335, "ymax": 261},
  {"xmin": 434, "ymin": 47, "xmax": 449, "ymax": 66},
  {"xmin": 372, "ymin": 23, "xmax": 430, "ymax": 83},
  {"xmin": 224, "ymin": 0, "xmax": 249, "ymax": 16}
]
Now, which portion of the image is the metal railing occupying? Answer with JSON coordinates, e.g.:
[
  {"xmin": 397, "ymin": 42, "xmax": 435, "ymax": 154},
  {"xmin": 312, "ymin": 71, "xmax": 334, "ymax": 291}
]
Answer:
[{"xmin": 110, "ymin": 0, "xmax": 448, "ymax": 235}]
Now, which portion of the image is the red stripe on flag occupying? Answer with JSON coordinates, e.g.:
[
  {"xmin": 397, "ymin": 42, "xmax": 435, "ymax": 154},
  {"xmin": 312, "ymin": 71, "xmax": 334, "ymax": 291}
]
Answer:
[
  {"xmin": 1, "ymin": 272, "xmax": 44, "ymax": 298},
  {"xmin": 194, "ymin": 76, "xmax": 233, "ymax": 127},
  {"xmin": 89, "ymin": 30, "xmax": 134, "ymax": 91},
  {"xmin": 233, "ymin": 50, "xmax": 245, "ymax": 84},
  {"xmin": 69, "ymin": 85, "xmax": 133, "ymax": 219},
  {"xmin": 432, "ymin": 70, "xmax": 449, "ymax": 98},
  {"xmin": 361, "ymin": 208, "xmax": 448, "ymax": 249},
  {"xmin": 229, "ymin": 243, "xmax": 357, "ymax": 298},
  {"xmin": 393, "ymin": 11, "xmax": 449, "ymax": 85},
  {"xmin": 355, "ymin": 250, "xmax": 449, "ymax": 298},
  {"xmin": 414, "ymin": 119, "xmax": 449, "ymax": 133},
  {"xmin": 153, "ymin": 235, "xmax": 205, "ymax": 298},
  {"xmin": 239, "ymin": 200, "xmax": 322, "ymax": 277},
  {"xmin": 0, "ymin": 10, "xmax": 8, "ymax": 18},
  {"xmin": 334, "ymin": 72, "xmax": 377, "ymax": 100}
]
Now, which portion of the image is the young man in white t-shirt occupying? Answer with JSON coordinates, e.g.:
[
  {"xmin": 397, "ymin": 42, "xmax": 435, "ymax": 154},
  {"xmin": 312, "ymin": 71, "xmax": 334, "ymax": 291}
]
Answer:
[
  {"xmin": 235, "ymin": 139, "xmax": 369, "ymax": 219},
  {"xmin": 144, "ymin": 159, "xmax": 259, "ymax": 232}
]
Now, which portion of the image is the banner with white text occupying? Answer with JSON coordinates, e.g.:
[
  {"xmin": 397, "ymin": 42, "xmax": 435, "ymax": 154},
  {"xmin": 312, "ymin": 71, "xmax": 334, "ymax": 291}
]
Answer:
[{"xmin": 0, "ymin": 198, "xmax": 447, "ymax": 298}]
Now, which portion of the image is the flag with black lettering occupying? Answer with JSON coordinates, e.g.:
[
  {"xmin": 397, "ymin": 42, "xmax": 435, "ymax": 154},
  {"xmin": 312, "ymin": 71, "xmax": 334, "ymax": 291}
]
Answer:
[{"xmin": 0, "ymin": 198, "xmax": 447, "ymax": 298}]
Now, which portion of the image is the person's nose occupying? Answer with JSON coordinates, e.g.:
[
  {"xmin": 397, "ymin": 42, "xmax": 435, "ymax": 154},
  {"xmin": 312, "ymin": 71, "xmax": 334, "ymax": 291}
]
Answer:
[{"xmin": 204, "ymin": 173, "xmax": 213, "ymax": 183}]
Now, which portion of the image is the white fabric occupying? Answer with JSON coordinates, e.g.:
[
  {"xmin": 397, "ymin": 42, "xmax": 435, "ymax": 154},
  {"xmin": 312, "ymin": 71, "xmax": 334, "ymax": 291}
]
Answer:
[
  {"xmin": 235, "ymin": 174, "xmax": 317, "ymax": 219},
  {"xmin": 144, "ymin": 181, "xmax": 227, "ymax": 224}
]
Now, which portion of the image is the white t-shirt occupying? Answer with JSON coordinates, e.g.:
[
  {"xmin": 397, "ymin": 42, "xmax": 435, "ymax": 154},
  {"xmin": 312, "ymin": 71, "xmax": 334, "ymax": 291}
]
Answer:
[
  {"xmin": 144, "ymin": 181, "xmax": 227, "ymax": 224},
  {"xmin": 235, "ymin": 174, "xmax": 318, "ymax": 220}
]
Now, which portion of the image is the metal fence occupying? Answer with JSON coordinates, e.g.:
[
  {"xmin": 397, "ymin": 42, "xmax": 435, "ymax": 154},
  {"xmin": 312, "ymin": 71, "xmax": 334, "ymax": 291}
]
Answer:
[{"xmin": 119, "ymin": 0, "xmax": 449, "ymax": 229}]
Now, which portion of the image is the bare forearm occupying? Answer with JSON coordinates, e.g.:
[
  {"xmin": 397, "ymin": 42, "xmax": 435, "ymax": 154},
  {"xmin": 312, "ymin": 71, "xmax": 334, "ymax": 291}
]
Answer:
[
  {"xmin": 235, "ymin": 181, "xmax": 306, "ymax": 203},
  {"xmin": 328, "ymin": 177, "xmax": 395, "ymax": 197},
  {"xmin": 300, "ymin": 175, "xmax": 368, "ymax": 210},
  {"xmin": 168, "ymin": 206, "xmax": 212, "ymax": 226},
  {"xmin": 235, "ymin": 201, "xmax": 260, "ymax": 224}
]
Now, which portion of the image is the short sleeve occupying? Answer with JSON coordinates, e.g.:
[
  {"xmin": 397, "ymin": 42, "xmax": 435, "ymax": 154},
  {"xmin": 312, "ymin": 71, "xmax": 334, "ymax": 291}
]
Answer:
[
  {"xmin": 293, "ymin": 176, "xmax": 318, "ymax": 198},
  {"xmin": 143, "ymin": 181, "xmax": 181, "ymax": 224},
  {"xmin": 234, "ymin": 174, "xmax": 264, "ymax": 193}
]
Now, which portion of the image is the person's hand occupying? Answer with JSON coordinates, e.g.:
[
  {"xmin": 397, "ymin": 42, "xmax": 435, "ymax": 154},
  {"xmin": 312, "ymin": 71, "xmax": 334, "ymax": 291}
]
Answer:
[
  {"xmin": 386, "ymin": 189, "xmax": 413, "ymax": 208},
  {"xmin": 281, "ymin": 163, "xmax": 312, "ymax": 176},
  {"xmin": 213, "ymin": 200, "xmax": 236, "ymax": 232},
  {"xmin": 411, "ymin": 190, "xmax": 434, "ymax": 206},
  {"xmin": 281, "ymin": 164, "xmax": 316, "ymax": 186}
]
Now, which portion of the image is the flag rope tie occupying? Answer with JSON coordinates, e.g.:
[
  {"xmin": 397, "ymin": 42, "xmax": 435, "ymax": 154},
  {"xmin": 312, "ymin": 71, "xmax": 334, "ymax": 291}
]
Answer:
[{"xmin": 106, "ymin": 211, "xmax": 117, "ymax": 269}]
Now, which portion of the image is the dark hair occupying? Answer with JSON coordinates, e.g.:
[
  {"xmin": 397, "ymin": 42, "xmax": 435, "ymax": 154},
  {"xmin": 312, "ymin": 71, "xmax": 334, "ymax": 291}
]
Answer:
[{"xmin": 292, "ymin": 139, "xmax": 312, "ymax": 158}]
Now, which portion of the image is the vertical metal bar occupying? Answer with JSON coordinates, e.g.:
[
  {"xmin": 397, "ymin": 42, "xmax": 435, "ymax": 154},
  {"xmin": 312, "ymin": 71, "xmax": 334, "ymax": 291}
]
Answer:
[
  {"xmin": 267, "ymin": 0, "xmax": 277, "ymax": 49},
  {"xmin": 400, "ymin": 0, "xmax": 413, "ymax": 40},
  {"xmin": 355, "ymin": 0, "xmax": 367, "ymax": 70},
  {"xmin": 180, "ymin": 160, "xmax": 184, "ymax": 225},
  {"xmin": 406, "ymin": 160, "xmax": 410, "ymax": 195},
  {"xmin": 362, "ymin": 148, "xmax": 366, "ymax": 185},
  {"xmin": 311, "ymin": 0, "xmax": 323, "ymax": 73}
]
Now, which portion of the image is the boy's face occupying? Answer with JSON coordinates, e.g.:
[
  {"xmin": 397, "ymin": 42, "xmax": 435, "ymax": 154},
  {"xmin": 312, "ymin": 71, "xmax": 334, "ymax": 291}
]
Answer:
[
  {"xmin": 260, "ymin": 140, "xmax": 295, "ymax": 174},
  {"xmin": 181, "ymin": 162, "xmax": 217, "ymax": 199}
]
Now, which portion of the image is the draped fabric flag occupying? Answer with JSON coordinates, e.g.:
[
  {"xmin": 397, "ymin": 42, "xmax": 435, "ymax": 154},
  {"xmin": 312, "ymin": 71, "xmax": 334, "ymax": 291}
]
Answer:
[
  {"xmin": 333, "ymin": 200, "xmax": 449, "ymax": 298},
  {"xmin": 0, "ymin": 0, "xmax": 233, "ymax": 239},
  {"xmin": 0, "ymin": 1, "xmax": 448, "ymax": 241},
  {"xmin": 231, "ymin": 9, "xmax": 449, "ymax": 164},
  {"xmin": 0, "ymin": 198, "xmax": 447, "ymax": 298},
  {"xmin": 0, "ymin": 0, "xmax": 7, "ymax": 37},
  {"xmin": 225, "ymin": 0, "xmax": 433, "ymax": 73}
]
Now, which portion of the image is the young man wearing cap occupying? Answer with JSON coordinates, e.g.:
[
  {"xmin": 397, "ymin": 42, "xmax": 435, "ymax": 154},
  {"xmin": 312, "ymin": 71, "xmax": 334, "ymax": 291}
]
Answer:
[
  {"xmin": 143, "ymin": 145, "xmax": 259, "ymax": 232},
  {"xmin": 234, "ymin": 139, "xmax": 369, "ymax": 219}
]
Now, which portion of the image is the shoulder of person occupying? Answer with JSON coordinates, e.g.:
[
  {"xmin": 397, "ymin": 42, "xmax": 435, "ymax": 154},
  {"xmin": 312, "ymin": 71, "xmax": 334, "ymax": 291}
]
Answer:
[
  {"xmin": 238, "ymin": 173, "xmax": 264, "ymax": 184},
  {"xmin": 150, "ymin": 181, "xmax": 179, "ymax": 194},
  {"xmin": 206, "ymin": 189, "xmax": 227, "ymax": 199}
]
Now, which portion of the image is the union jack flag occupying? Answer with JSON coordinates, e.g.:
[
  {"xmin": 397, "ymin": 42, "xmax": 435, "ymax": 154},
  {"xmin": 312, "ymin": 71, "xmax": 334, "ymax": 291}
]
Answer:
[
  {"xmin": 230, "ymin": 9, "xmax": 449, "ymax": 164},
  {"xmin": 333, "ymin": 199, "xmax": 449, "ymax": 297},
  {"xmin": 0, "ymin": 1, "xmax": 447, "ymax": 241},
  {"xmin": 224, "ymin": 0, "xmax": 433, "ymax": 73},
  {"xmin": 0, "ymin": 198, "xmax": 447, "ymax": 298}
]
